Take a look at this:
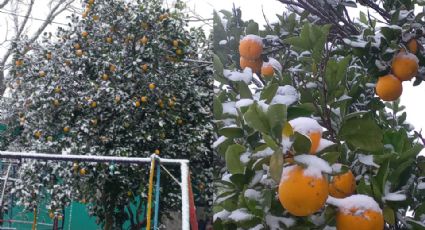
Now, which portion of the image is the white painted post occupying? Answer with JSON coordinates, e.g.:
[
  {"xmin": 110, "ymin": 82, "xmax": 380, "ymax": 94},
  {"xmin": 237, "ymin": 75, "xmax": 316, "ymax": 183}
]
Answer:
[{"xmin": 180, "ymin": 161, "xmax": 190, "ymax": 230}]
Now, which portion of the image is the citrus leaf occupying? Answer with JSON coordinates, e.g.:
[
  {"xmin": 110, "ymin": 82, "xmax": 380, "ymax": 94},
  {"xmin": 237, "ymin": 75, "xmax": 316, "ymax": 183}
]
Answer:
[
  {"xmin": 270, "ymin": 149, "xmax": 284, "ymax": 183},
  {"xmin": 225, "ymin": 144, "xmax": 246, "ymax": 174},
  {"xmin": 339, "ymin": 116, "xmax": 383, "ymax": 152}
]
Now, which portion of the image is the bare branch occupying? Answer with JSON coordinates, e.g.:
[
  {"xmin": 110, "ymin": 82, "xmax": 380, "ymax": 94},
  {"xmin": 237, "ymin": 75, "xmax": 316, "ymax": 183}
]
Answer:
[{"xmin": 0, "ymin": 0, "xmax": 9, "ymax": 10}]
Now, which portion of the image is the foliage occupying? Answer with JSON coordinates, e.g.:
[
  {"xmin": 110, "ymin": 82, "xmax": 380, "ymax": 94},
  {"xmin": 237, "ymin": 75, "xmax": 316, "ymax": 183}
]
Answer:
[
  {"xmin": 213, "ymin": 2, "xmax": 425, "ymax": 229},
  {"xmin": 3, "ymin": 0, "xmax": 212, "ymax": 228}
]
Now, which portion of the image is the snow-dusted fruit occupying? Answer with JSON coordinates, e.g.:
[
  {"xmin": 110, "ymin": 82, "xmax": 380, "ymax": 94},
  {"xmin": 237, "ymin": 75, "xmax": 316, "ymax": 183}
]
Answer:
[
  {"xmin": 278, "ymin": 165, "xmax": 329, "ymax": 216},
  {"xmin": 407, "ymin": 39, "xmax": 419, "ymax": 54},
  {"xmin": 328, "ymin": 195, "xmax": 384, "ymax": 230},
  {"xmin": 329, "ymin": 168, "xmax": 356, "ymax": 198},
  {"xmin": 261, "ymin": 63, "xmax": 274, "ymax": 78},
  {"xmin": 375, "ymin": 74, "xmax": 402, "ymax": 101},
  {"xmin": 239, "ymin": 35, "xmax": 263, "ymax": 59},
  {"xmin": 391, "ymin": 52, "xmax": 419, "ymax": 81},
  {"xmin": 289, "ymin": 117, "xmax": 323, "ymax": 154},
  {"xmin": 240, "ymin": 57, "xmax": 262, "ymax": 74}
]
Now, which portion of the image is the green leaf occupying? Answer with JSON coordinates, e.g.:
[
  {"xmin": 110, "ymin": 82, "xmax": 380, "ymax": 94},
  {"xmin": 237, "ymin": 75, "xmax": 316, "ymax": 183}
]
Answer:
[
  {"xmin": 376, "ymin": 159, "xmax": 390, "ymax": 193},
  {"xmin": 213, "ymin": 97, "xmax": 223, "ymax": 119},
  {"xmin": 320, "ymin": 152, "xmax": 341, "ymax": 164},
  {"xmin": 244, "ymin": 103, "xmax": 270, "ymax": 134},
  {"xmin": 263, "ymin": 134, "xmax": 280, "ymax": 151},
  {"xmin": 219, "ymin": 127, "xmax": 244, "ymax": 138},
  {"xmin": 287, "ymin": 103, "xmax": 315, "ymax": 120},
  {"xmin": 260, "ymin": 83, "xmax": 278, "ymax": 103},
  {"xmin": 383, "ymin": 206, "xmax": 395, "ymax": 225},
  {"xmin": 213, "ymin": 54, "xmax": 224, "ymax": 76},
  {"xmin": 357, "ymin": 177, "xmax": 373, "ymax": 196},
  {"xmin": 270, "ymin": 149, "xmax": 284, "ymax": 183},
  {"xmin": 339, "ymin": 116, "xmax": 383, "ymax": 152},
  {"xmin": 292, "ymin": 132, "xmax": 311, "ymax": 154},
  {"xmin": 225, "ymin": 144, "xmax": 246, "ymax": 174},
  {"xmin": 246, "ymin": 20, "xmax": 259, "ymax": 35},
  {"xmin": 238, "ymin": 81, "xmax": 252, "ymax": 99},
  {"xmin": 381, "ymin": 26, "xmax": 401, "ymax": 41},
  {"xmin": 311, "ymin": 24, "xmax": 331, "ymax": 62},
  {"xmin": 267, "ymin": 104, "xmax": 287, "ymax": 139}
]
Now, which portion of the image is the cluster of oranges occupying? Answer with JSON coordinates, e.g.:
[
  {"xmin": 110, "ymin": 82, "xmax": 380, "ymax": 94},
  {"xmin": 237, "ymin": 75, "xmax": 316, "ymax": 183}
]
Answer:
[
  {"xmin": 238, "ymin": 35, "xmax": 278, "ymax": 78},
  {"xmin": 375, "ymin": 38, "xmax": 420, "ymax": 101},
  {"xmin": 277, "ymin": 121, "xmax": 383, "ymax": 229}
]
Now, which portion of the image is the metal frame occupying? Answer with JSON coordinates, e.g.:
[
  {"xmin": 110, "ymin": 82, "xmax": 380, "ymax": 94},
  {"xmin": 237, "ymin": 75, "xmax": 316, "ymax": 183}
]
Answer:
[{"xmin": 0, "ymin": 151, "xmax": 190, "ymax": 230}]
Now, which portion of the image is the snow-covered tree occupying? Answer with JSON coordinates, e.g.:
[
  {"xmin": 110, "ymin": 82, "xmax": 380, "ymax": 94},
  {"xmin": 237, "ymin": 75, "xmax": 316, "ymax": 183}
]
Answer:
[{"xmin": 3, "ymin": 0, "xmax": 212, "ymax": 228}]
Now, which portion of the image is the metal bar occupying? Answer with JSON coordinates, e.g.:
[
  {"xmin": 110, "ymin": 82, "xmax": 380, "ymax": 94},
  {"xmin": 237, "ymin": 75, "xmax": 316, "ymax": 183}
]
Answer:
[
  {"xmin": 0, "ymin": 151, "xmax": 189, "ymax": 165},
  {"xmin": 0, "ymin": 164, "xmax": 11, "ymax": 208},
  {"xmin": 180, "ymin": 161, "xmax": 190, "ymax": 230}
]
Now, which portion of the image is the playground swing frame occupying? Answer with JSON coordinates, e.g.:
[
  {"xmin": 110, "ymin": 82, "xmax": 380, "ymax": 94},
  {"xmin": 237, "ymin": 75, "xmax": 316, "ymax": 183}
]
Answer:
[{"xmin": 0, "ymin": 151, "xmax": 190, "ymax": 230}]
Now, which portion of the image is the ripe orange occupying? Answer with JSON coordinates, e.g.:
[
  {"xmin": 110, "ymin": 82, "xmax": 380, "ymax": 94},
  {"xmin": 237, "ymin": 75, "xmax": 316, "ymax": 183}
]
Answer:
[
  {"xmin": 63, "ymin": 126, "xmax": 70, "ymax": 133},
  {"xmin": 90, "ymin": 101, "xmax": 97, "ymax": 108},
  {"xmin": 115, "ymin": 95, "xmax": 121, "ymax": 103},
  {"xmin": 79, "ymin": 168, "xmax": 87, "ymax": 175},
  {"xmin": 34, "ymin": 131, "xmax": 42, "ymax": 139},
  {"xmin": 375, "ymin": 74, "xmax": 402, "ymax": 101},
  {"xmin": 148, "ymin": 83, "xmax": 155, "ymax": 90},
  {"xmin": 140, "ymin": 36, "xmax": 148, "ymax": 45},
  {"xmin": 54, "ymin": 86, "xmax": 61, "ymax": 94},
  {"xmin": 278, "ymin": 165, "xmax": 329, "ymax": 216},
  {"xmin": 308, "ymin": 131, "xmax": 322, "ymax": 154},
  {"xmin": 73, "ymin": 43, "xmax": 81, "ymax": 49},
  {"xmin": 407, "ymin": 39, "xmax": 419, "ymax": 54},
  {"xmin": 92, "ymin": 15, "xmax": 99, "ymax": 21},
  {"xmin": 336, "ymin": 208, "xmax": 384, "ymax": 230},
  {"xmin": 391, "ymin": 52, "xmax": 419, "ymax": 81},
  {"xmin": 106, "ymin": 37, "xmax": 113, "ymax": 43},
  {"xmin": 261, "ymin": 63, "xmax": 274, "ymax": 78},
  {"xmin": 135, "ymin": 101, "xmax": 141, "ymax": 107},
  {"xmin": 141, "ymin": 96, "xmax": 148, "ymax": 103},
  {"xmin": 155, "ymin": 149, "xmax": 160, "ymax": 155},
  {"xmin": 76, "ymin": 49, "xmax": 83, "ymax": 57},
  {"xmin": 46, "ymin": 53, "xmax": 52, "ymax": 60},
  {"xmin": 172, "ymin": 40, "xmax": 179, "ymax": 47},
  {"xmin": 329, "ymin": 169, "xmax": 356, "ymax": 198},
  {"xmin": 88, "ymin": 0, "xmax": 94, "ymax": 4},
  {"xmin": 109, "ymin": 64, "xmax": 116, "ymax": 72},
  {"xmin": 239, "ymin": 35, "xmax": 263, "ymax": 59},
  {"xmin": 15, "ymin": 59, "xmax": 23, "ymax": 66},
  {"xmin": 141, "ymin": 64, "xmax": 148, "ymax": 72},
  {"xmin": 101, "ymin": 74, "xmax": 109, "ymax": 81},
  {"xmin": 39, "ymin": 71, "xmax": 46, "ymax": 77},
  {"xmin": 82, "ymin": 31, "xmax": 88, "ymax": 37},
  {"xmin": 240, "ymin": 57, "xmax": 262, "ymax": 74},
  {"xmin": 53, "ymin": 99, "xmax": 60, "ymax": 107},
  {"xmin": 176, "ymin": 49, "xmax": 184, "ymax": 55}
]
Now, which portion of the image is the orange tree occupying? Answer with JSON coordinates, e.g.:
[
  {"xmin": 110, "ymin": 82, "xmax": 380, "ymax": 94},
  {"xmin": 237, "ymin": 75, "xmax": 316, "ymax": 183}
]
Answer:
[
  {"xmin": 213, "ymin": 1, "xmax": 425, "ymax": 229},
  {"xmin": 3, "ymin": 0, "xmax": 212, "ymax": 228}
]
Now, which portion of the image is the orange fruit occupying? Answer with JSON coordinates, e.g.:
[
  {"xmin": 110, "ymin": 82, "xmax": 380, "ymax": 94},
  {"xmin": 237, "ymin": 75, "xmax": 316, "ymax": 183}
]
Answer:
[
  {"xmin": 239, "ymin": 35, "xmax": 263, "ymax": 59},
  {"xmin": 141, "ymin": 64, "xmax": 148, "ymax": 72},
  {"xmin": 92, "ymin": 15, "xmax": 99, "ymax": 21},
  {"xmin": 90, "ymin": 101, "xmax": 97, "ymax": 108},
  {"xmin": 140, "ymin": 36, "xmax": 148, "ymax": 45},
  {"xmin": 135, "ymin": 101, "xmax": 141, "ymax": 107},
  {"xmin": 240, "ymin": 57, "xmax": 262, "ymax": 74},
  {"xmin": 34, "ymin": 131, "xmax": 42, "ymax": 139},
  {"xmin": 15, "ymin": 59, "xmax": 23, "ymax": 66},
  {"xmin": 88, "ymin": 0, "xmax": 94, "ymax": 4},
  {"xmin": 278, "ymin": 165, "xmax": 329, "ymax": 216},
  {"xmin": 106, "ymin": 37, "xmax": 113, "ymax": 43},
  {"xmin": 176, "ymin": 49, "xmax": 183, "ymax": 55},
  {"xmin": 336, "ymin": 208, "xmax": 384, "ymax": 230},
  {"xmin": 375, "ymin": 74, "xmax": 402, "ymax": 101},
  {"xmin": 109, "ymin": 64, "xmax": 116, "ymax": 72},
  {"xmin": 63, "ymin": 126, "xmax": 70, "ymax": 133},
  {"xmin": 172, "ymin": 40, "xmax": 179, "ymax": 47},
  {"xmin": 101, "ymin": 74, "xmax": 109, "ymax": 81},
  {"xmin": 82, "ymin": 31, "xmax": 88, "ymax": 37},
  {"xmin": 79, "ymin": 168, "xmax": 86, "ymax": 175},
  {"xmin": 49, "ymin": 212, "xmax": 55, "ymax": 219},
  {"xmin": 46, "ymin": 53, "xmax": 52, "ymax": 60},
  {"xmin": 149, "ymin": 83, "xmax": 155, "ymax": 90},
  {"xmin": 54, "ymin": 86, "xmax": 61, "ymax": 94},
  {"xmin": 155, "ymin": 149, "xmax": 160, "ymax": 155},
  {"xmin": 39, "ymin": 71, "xmax": 46, "ymax": 77},
  {"xmin": 407, "ymin": 39, "xmax": 419, "ymax": 54},
  {"xmin": 141, "ymin": 96, "xmax": 148, "ymax": 103},
  {"xmin": 261, "ymin": 63, "xmax": 274, "ymax": 78},
  {"xmin": 52, "ymin": 99, "xmax": 60, "ymax": 107},
  {"xmin": 73, "ymin": 43, "xmax": 81, "ymax": 49},
  {"xmin": 329, "ymin": 169, "xmax": 356, "ymax": 198},
  {"xmin": 391, "ymin": 52, "xmax": 418, "ymax": 81},
  {"xmin": 308, "ymin": 131, "xmax": 322, "ymax": 154},
  {"xmin": 76, "ymin": 49, "xmax": 83, "ymax": 57}
]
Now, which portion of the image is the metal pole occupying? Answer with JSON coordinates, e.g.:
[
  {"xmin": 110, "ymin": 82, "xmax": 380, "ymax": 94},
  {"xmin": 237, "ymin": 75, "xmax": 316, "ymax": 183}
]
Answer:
[
  {"xmin": 180, "ymin": 161, "xmax": 189, "ymax": 230},
  {"xmin": 0, "ymin": 151, "xmax": 188, "ymax": 165}
]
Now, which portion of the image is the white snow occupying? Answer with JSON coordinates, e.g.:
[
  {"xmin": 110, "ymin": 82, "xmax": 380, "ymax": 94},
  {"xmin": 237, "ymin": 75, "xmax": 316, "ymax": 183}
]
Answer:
[
  {"xmin": 222, "ymin": 102, "xmax": 237, "ymax": 116},
  {"xmin": 213, "ymin": 209, "xmax": 231, "ymax": 222},
  {"xmin": 228, "ymin": 208, "xmax": 255, "ymax": 222},
  {"xmin": 327, "ymin": 195, "xmax": 382, "ymax": 213},
  {"xmin": 240, "ymin": 151, "xmax": 251, "ymax": 164},
  {"xmin": 294, "ymin": 154, "xmax": 332, "ymax": 177},
  {"xmin": 331, "ymin": 163, "xmax": 343, "ymax": 173},
  {"xmin": 242, "ymin": 34, "xmax": 263, "ymax": 46},
  {"xmin": 271, "ymin": 95, "xmax": 298, "ymax": 106},
  {"xmin": 223, "ymin": 68, "xmax": 253, "ymax": 84},
  {"xmin": 383, "ymin": 193, "xmax": 407, "ymax": 201},
  {"xmin": 244, "ymin": 188, "xmax": 262, "ymax": 200},
  {"xmin": 358, "ymin": 154, "xmax": 380, "ymax": 168},
  {"xmin": 306, "ymin": 82, "xmax": 317, "ymax": 89},
  {"xmin": 289, "ymin": 117, "xmax": 323, "ymax": 135},
  {"xmin": 418, "ymin": 182, "xmax": 425, "ymax": 190},
  {"xmin": 263, "ymin": 57, "xmax": 283, "ymax": 73},
  {"xmin": 235, "ymin": 99, "xmax": 254, "ymax": 108},
  {"xmin": 212, "ymin": 136, "xmax": 227, "ymax": 148},
  {"xmin": 219, "ymin": 40, "xmax": 228, "ymax": 45},
  {"xmin": 265, "ymin": 214, "xmax": 295, "ymax": 229},
  {"xmin": 251, "ymin": 147, "xmax": 274, "ymax": 158},
  {"xmin": 343, "ymin": 38, "xmax": 368, "ymax": 48},
  {"xmin": 215, "ymin": 193, "xmax": 237, "ymax": 204},
  {"xmin": 249, "ymin": 170, "xmax": 264, "ymax": 187},
  {"xmin": 316, "ymin": 138, "xmax": 335, "ymax": 152},
  {"xmin": 251, "ymin": 224, "xmax": 264, "ymax": 230}
]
